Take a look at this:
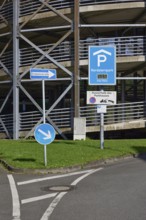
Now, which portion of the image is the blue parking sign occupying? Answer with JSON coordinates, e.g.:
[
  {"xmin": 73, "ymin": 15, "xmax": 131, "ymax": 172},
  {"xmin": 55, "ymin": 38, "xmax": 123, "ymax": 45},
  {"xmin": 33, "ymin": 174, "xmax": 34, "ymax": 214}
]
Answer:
[{"xmin": 89, "ymin": 46, "xmax": 116, "ymax": 85}]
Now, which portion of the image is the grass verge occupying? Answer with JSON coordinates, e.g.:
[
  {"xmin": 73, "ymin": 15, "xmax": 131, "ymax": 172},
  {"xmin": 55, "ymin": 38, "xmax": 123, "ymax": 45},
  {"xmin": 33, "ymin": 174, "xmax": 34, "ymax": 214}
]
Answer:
[{"xmin": 0, "ymin": 139, "xmax": 146, "ymax": 169}]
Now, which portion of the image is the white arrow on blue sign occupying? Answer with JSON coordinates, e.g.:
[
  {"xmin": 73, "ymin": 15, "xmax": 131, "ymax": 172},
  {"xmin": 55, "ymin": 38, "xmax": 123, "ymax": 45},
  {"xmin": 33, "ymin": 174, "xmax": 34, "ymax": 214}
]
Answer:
[
  {"xmin": 30, "ymin": 68, "xmax": 56, "ymax": 80},
  {"xmin": 88, "ymin": 46, "xmax": 116, "ymax": 85},
  {"xmin": 34, "ymin": 123, "xmax": 56, "ymax": 145}
]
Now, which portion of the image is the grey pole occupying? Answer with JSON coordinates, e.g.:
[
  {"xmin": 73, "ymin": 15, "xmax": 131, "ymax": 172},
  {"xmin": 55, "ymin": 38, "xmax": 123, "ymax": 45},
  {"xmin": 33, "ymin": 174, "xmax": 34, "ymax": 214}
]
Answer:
[
  {"xmin": 100, "ymin": 89, "xmax": 104, "ymax": 149},
  {"xmin": 42, "ymin": 80, "xmax": 46, "ymax": 124},
  {"xmin": 100, "ymin": 112, "xmax": 104, "ymax": 150},
  {"xmin": 74, "ymin": 0, "xmax": 80, "ymax": 118},
  {"xmin": 80, "ymin": 24, "xmax": 146, "ymax": 28},
  {"xmin": 42, "ymin": 80, "xmax": 47, "ymax": 166},
  {"xmin": 13, "ymin": 0, "xmax": 20, "ymax": 139}
]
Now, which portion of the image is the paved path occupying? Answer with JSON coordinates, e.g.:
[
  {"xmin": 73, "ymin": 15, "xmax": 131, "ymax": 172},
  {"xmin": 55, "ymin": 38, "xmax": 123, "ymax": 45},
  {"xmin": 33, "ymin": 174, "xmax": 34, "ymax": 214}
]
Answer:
[{"xmin": 1, "ymin": 157, "xmax": 146, "ymax": 220}]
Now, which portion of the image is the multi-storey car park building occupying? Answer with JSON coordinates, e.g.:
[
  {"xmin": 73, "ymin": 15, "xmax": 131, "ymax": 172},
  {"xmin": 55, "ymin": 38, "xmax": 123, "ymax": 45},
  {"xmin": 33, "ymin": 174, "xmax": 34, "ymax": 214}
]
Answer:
[{"xmin": 0, "ymin": 0, "xmax": 146, "ymax": 139}]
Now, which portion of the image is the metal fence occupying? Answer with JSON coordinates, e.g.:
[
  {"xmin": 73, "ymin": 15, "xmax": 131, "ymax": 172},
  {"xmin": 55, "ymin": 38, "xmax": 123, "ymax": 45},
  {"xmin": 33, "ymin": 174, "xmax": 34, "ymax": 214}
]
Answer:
[
  {"xmin": 1, "ymin": 0, "xmax": 144, "ymax": 22},
  {"xmin": 0, "ymin": 101, "xmax": 146, "ymax": 136},
  {"xmin": 0, "ymin": 114, "xmax": 13, "ymax": 133},
  {"xmin": 19, "ymin": 107, "xmax": 73, "ymax": 131},
  {"xmin": 0, "ymin": 1, "xmax": 13, "ymax": 22},
  {"xmin": 80, "ymin": 101, "xmax": 146, "ymax": 126},
  {"xmin": 19, "ymin": 0, "xmax": 145, "ymax": 16},
  {"xmin": 19, "ymin": 0, "xmax": 73, "ymax": 16},
  {"xmin": 19, "ymin": 36, "xmax": 146, "ymax": 67},
  {"xmin": 80, "ymin": 36, "xmax": 146, "ymax": 58},
  {"xmin": 1, "ymin": 35, "xmax": 145, "ymax": 70}
]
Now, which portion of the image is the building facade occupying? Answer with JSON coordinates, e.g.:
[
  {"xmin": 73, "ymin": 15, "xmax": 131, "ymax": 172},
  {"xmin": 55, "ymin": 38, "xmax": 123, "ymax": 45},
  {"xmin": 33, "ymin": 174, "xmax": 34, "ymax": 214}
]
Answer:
[{"xmin": 0, "ymin": 0, "xmax": 146, "ymax": 139}]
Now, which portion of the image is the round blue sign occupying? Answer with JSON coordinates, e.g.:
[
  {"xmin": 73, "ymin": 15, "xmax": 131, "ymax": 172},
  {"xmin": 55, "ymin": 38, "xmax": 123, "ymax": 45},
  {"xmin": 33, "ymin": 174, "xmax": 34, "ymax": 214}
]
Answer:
[{"xmin": 34, "ymin": 123, "xmax": 55, "ymax": 145}]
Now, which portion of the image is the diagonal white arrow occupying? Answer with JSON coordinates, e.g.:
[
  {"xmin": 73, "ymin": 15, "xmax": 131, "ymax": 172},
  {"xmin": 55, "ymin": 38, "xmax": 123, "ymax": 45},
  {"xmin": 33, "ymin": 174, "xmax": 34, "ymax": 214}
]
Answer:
[{"xmin": 38, "ymin": 129, "xmax": 51, "ymax": 140}]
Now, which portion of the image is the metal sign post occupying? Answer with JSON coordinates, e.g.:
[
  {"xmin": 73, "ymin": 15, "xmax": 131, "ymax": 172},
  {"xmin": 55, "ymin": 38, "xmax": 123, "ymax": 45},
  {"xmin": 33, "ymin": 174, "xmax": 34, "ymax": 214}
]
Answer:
[
  {"xmin": 88, "ymin": 45, "xmax": 116, "ymax": 149},
  {"xmin": 99, "ymin": 89, "xmax": 105, "ymax": 150},
  {"xmin": 97, "ymin": 104, "xmax": 107, "ymax": 149},
  {"xmin": 30, "ymin": 68, "xmax": 56, "ymax": 166},
  {"xmin": 42, "ymin": 80, "xmax": 45, "ymax": 124},
  {"xmin": 42, "ymin": 80, "xmax": 47, "ymax": 166},
  {"xmin": 100, "ymin": 112, "xmax": 104, "ymax": 149},
  {"xmin": 87, "ymin": 90, "xmax": 117, "ymax": 149},
  {"xmin": 34, "ymin": 123, "xmax": 56, "ymax": 166}
]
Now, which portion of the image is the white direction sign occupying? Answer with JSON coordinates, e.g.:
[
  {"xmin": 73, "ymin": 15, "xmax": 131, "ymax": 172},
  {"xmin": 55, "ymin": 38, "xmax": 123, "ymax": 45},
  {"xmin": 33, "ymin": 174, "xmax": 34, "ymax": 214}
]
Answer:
[
  {"xmin": 30, "ymin": 68, "xmax": 56, "ymax": 80},
  {"xmin": 87, "ymin": 91, "xmax": 117, "ymax": 105}
]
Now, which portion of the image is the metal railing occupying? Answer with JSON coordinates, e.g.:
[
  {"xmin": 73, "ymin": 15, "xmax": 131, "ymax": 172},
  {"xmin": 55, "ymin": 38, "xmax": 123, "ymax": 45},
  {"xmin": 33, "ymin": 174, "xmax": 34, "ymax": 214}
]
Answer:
[
  {"xmin": 0, "ymin": 101, "xmax": 146, "ymax": 135},
  {"xmin": 80, "ymin": 101, "xmax": 146, "ymax": 126},
  {"xmin": 19, "ymin": 0, "xmax": 73, "ymax": 16},
  {"xmin": 19, "ymin": 107, "xmax": 73, "ymax": 131},
  {"xmin": 80, "ymin": 36, "xmax": 146, "ymax": 58},
  {"xmin": 0, "ymin": 1, "xmax": 13, "ymax": 22},
  {"xmin": 1, "ymin": 35, "xmax": 145, "ymax": 70},
  {"xmin": 1, "ymin": 0, "xmax": 144, "ymax": 23},
  {"xmin": 20, "ymin": 41, "xmax": 73, "ymax": 67},
  {"xmin": 0, "ymin": 114, "xmax": 13, "ymax": 133},
  {"xmin": 19, "ymin": 0, "xmax": 145, "ymax": 17},
  {"xmin": 17, "ymin": 35, "xmax": 146, "ymax": 66},
  {"xmin": 80, "ymin": 0, "xmax": 144, "ymax": 6}
]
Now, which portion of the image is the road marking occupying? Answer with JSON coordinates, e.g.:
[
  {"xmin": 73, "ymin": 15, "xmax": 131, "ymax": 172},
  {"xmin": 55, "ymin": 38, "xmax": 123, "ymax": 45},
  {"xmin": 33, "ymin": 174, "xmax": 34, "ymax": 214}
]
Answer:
[
  {"xmin": 17, "ymin": 169, "xmax": 94, "ymax": 186},
  {"xmin": 71, "ymin": 167, "xmax": 103, "ymax": 186},
  {"xmin": 40, "ymin": 192, "xmax": 67, "ymax": 220},
  {"xmin": 41, "ymin": 167, "xmax": 103, "ymax": 219},
  {"xmin": 21, "ymin": 193, "xmax": 57, "ymax": 204},
  {"xmin": 7, "ymin": 175, "xmax": 21, "ymax": 220}
]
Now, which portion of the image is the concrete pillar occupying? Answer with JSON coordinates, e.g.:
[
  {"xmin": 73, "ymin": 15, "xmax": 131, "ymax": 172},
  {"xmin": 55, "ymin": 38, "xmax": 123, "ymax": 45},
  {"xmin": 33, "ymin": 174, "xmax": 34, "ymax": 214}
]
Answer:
[{"xmin": 73, "ymin": 117, "xmax": 86, "ymax": 140}]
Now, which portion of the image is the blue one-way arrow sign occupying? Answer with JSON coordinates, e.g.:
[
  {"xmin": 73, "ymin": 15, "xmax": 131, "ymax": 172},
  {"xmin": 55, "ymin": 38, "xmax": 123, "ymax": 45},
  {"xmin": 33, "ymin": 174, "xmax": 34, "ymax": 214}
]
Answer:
[
  {"xmin": 34, "ymin": 123, "xmax": 56, "ymax": 145},
  {"xmin": 89, "ymin": 46, "xmax": 116, "ymax": 85},
  {"xmin": 30, "ymin": 68, "xmax": 56, "ymax": 80}
]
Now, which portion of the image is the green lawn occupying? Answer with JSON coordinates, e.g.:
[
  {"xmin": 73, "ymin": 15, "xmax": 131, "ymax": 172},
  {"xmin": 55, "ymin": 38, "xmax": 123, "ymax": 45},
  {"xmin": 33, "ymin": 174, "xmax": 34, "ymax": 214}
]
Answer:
[{"xmin": 0, "ymin": 139, "xmax": 146, "ymax": 169}]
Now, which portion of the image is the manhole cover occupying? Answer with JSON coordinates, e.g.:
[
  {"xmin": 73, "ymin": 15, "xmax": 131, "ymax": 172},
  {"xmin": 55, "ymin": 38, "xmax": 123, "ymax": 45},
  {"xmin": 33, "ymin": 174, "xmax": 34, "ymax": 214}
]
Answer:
[
  {"xmin": 49, "ymin": 186, "xmax": 71, "ymax": 191},
  {"xmin": 42, "ymin": 185, "xmax": 74, "ymax": 192}
]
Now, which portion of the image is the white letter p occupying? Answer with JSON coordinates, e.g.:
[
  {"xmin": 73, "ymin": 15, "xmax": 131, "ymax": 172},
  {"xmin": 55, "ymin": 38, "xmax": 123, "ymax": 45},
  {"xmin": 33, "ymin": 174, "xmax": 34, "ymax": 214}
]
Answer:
[{"xmin": 97, "ymin": 55, "xmax": 107, "ymax": 67}]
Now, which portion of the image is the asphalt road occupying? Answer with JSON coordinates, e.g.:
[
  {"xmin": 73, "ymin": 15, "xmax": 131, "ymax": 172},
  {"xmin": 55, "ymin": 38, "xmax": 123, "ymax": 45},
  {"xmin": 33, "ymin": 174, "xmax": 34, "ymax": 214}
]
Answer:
[{"xmin": 1, "ymin": 157, "xmax": 146, "ymax": 220}]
